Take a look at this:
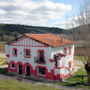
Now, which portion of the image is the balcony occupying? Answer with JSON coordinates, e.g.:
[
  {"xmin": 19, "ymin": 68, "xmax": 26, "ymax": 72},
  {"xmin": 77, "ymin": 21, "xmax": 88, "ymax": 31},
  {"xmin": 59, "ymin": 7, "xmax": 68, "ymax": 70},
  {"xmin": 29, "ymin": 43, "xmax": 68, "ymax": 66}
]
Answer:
[{"xmin": 34, "ymin": 57, "xmax": 46, "ymax": 64}]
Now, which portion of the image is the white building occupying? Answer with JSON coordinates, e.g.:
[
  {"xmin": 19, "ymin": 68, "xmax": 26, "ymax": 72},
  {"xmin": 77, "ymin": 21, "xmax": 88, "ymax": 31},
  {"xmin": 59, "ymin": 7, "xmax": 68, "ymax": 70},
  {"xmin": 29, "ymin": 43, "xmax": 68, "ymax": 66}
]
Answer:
[{"xmin": 6, "ymin": 33, "xmax": 75, "ymax": 81}]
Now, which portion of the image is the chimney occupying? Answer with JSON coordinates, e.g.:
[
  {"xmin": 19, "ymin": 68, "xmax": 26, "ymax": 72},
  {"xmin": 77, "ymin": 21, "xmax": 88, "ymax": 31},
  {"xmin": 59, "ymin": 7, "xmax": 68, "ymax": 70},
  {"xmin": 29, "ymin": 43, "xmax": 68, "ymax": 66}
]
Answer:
[{"xmin": 61, "ymin": 37, "xmax": 63, "ymax": 42}]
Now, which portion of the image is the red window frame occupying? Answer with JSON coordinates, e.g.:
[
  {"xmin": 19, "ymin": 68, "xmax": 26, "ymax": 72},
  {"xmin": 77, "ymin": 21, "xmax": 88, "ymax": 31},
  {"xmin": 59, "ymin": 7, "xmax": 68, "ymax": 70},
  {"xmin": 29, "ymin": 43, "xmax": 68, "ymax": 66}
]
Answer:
[
  {"xmin": 12, "ymin": 48, "xmax": 17, "ymax": 57},
  {"xmin": 37, "ymin": 49, "xmax": 45, "ymax": 64},
  {"xmin": 36, "ymin": 66, "xmax": 46, "ymax": 77},
  {"xmin": 68, "ymin": 47, "xmax": 72, "ymax": 55},
  {"xmin": 11, "ymin": 63, "xmax": 15, "ymax": 69},
  {"xmin": 64, "ymin": 48, "xmax": 67, "ymax": 56},
  {"xmin": 24, "ymin": 49, "xmax": 31, "ymax": 58}
]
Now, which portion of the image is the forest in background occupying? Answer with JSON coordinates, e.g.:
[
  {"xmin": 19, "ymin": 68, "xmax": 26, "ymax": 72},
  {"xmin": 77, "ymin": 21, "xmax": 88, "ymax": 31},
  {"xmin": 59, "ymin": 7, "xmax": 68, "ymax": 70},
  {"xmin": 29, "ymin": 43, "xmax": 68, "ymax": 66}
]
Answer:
[{"xmin": 0, "ymin": 23, "xmax": 90, "ymax": 43}]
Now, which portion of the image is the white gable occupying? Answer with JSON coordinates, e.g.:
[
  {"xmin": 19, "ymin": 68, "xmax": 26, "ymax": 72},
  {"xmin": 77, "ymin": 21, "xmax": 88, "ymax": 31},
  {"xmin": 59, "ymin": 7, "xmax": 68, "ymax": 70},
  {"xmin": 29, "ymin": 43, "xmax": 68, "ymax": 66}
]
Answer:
[{"xmin": 10, "ymin": 37, "xmax": 48, "ymax": 47}]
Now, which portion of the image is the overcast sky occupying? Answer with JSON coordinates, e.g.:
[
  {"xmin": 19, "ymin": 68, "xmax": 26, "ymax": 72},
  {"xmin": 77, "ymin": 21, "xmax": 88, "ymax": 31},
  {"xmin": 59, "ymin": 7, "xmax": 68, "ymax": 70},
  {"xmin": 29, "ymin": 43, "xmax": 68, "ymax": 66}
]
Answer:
[{"xmin": 0, "ymin": 0, "xmax": 83, "ymax": 29}]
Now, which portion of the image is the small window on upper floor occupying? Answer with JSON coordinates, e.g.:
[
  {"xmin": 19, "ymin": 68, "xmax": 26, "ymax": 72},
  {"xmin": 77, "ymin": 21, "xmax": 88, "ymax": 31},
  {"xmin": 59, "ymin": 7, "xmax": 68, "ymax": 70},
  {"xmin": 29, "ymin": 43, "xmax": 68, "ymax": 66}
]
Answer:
[
  {"xmin": 24, "ymin": 49, "xmax": 31, "ymax": 58},
  {"xmin": 13, "ymin": 48, "xmax": 17, "ymax": 57}
]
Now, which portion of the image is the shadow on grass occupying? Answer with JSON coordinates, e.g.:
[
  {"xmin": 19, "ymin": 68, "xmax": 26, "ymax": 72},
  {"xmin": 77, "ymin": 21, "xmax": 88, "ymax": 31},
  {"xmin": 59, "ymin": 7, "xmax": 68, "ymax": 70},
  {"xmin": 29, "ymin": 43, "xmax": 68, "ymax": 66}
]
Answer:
[
  {"xmin": 59, "ymin": 82, "xmax": 78, "ymax": 87},
  {"xmin": 0, "ymin": 68, "xmax": 8, "ymax": 75},
  {"xmin": 74, "ymin": 75, "xmax": 87, "ymax": 77}
]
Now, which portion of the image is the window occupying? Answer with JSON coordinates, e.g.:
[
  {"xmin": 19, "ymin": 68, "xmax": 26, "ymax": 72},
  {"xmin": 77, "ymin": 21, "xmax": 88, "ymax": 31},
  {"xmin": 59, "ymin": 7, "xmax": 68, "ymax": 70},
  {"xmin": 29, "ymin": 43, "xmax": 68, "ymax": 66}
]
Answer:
[
  {"xmin": 24, "ymin": 49, "xmax": 31, "ymax": 58},
  {"xmin": 39, "ymin": 51, "xmax": 44, "ymax": 61},
  {"xmin": 64, "ymin": 48, "xmax": 67, "ymax": 56},
  {"xmin": 68, "ymin": 47, "xmax": 71, "ymax": 55},
  {"xmin": 38, "ymin": 68, "xmax": 45, "ymax": 76},
  {"xmin": 37, "ymin": 50, "xmax": 45, "ymax": 63},
  {"xmin": 13, "ymin": 48, "xmax": 17, "ymax": 56},
  {"xmin": 53, "ymin": 55, "xmax": 58, "ymax": 67},
  {"xmin": 11, "ymin": 64, "xmax": 15, "ymax": 69}
]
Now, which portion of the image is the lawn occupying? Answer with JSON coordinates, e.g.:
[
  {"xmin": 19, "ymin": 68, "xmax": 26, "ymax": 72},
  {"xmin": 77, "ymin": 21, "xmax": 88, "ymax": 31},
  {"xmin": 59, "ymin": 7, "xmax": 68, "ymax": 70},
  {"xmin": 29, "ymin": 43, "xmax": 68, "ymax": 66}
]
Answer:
[
  {"xmin": 67, "ymin": 69, "xmax": 87, "ymax": 83},
  {"xmin": 0, "ymin": 68, "xmax": 8, "ymax": 75},
  {"xmin": 0, "ymin": 68, "xmax": 60, "ymax": 90},
  {"xmin": 0, "ymin": 58, "xmax": 8, "ymax": 65},
  {"xmin": 75, "ymin": 56, "xmax": 88, "ymax": 61},
  {"xmin": 59, "ymin": 69, "xmax": 90, "ymax": 89},
  {"xmin": 0, "ymin": 41, "xmax": 7, "ymax": 44},
  {"xmin": 0, "ymin": 79, "xmax": 59, "ymax": 90}
]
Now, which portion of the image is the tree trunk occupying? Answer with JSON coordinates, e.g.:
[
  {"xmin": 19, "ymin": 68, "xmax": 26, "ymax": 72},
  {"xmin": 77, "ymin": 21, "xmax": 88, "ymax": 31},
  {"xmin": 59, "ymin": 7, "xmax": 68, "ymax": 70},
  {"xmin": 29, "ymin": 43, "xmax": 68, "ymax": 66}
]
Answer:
[
  {"xmin": 85, "ymin": 64, "xmax": 90, "ymax": 85},
  {"xmin": 87, "ymin": 72, "xmax": 90, "ymax": 85}
]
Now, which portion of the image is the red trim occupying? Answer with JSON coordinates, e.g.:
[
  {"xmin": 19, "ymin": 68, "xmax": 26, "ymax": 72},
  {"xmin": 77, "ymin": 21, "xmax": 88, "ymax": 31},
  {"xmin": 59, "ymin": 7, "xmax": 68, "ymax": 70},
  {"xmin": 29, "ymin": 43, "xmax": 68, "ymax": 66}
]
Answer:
[
  {"xmin": 35, "ymin": 66, "xmax": 46, "ymax": 77},
  {"xmin": 24, "ymin": 49, "xmax": 31, "ymax": 58},
  {"xmin": 8, "ymin": 61, "xmax": 17, "ymax": 72},
  {"xmin": 16, "ymin": 61, "xmax": 24, "ymax": 74},
  {"xmin": 10, "ymin": 36, "xmax": 48, "ymax": 47},
  {"xmin": 10, "ymin": 37, "xmax": 26, "ymax": 45},
  {"xmin": 6, "ymin": 54, "xmax": 9, "ymax": 57},
  {"xmin": 10, "ymin": 45, "xmax": 48, "ymax": 47},
  {"xmin": 12, "ymin": 48, "xmax": 17, "ymax": 57},
  {"xmin": 36, "ymin": 49, "xmax": 45, "ymax": 64},
  {"xmin": 34, "ymin": 66, "xmax": 55, "ymax": 80},
  {"xmin": 23, "ymin": 63, "xmax": 33, "ymax": 75},
  {"xmin": 49, "ymin": 59, "xmax": 55, "ymax": 62},
  {"xmin": 8, "ymin": 61, "xmax": 71, "ymax": 80}
]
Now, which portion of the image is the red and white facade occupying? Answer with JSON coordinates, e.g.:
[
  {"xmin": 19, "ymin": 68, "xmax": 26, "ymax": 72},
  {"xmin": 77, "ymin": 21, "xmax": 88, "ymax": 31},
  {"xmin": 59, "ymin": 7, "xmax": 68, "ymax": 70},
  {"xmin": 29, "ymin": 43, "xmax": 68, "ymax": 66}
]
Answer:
[{"xmin": 5, "ymin": 34, "xmax": 75, "ymax": 81}]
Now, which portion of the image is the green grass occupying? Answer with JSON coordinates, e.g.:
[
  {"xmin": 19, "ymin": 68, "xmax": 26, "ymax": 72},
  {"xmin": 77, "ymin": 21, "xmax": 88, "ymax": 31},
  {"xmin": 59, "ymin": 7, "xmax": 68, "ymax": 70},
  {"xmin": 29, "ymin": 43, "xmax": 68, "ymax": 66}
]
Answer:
[
  {"xmin": 0, "ymin": 41, "xmax": 7, "ymax": 44},
  {"xmin": 2, "ymin": 61, "xmax": 8, "ymax": 65},
  {"xmin": 75, "ymin": 56, "xmax": 88, "ymax": 61},
  {"xmin": 0, "ymin": 58, "xmax": 8, "ymax": 61},
  {"xmin": 59, "ymin": 69, "xmax": 88, "ymax": 88},
  {"xmin": 0, "ymin": 79, "xmax": 59, "ymax": 90},
  {"xmin": 67, "ymin": 69, "xmax": 87, "ymax": 83},
  {"xmin": 0, "ymin": 68, "xmax": 8, "ymax": 75},
  {"xmin": 0, "ymin": 68, "xmax": 60, "ymax": 90}
]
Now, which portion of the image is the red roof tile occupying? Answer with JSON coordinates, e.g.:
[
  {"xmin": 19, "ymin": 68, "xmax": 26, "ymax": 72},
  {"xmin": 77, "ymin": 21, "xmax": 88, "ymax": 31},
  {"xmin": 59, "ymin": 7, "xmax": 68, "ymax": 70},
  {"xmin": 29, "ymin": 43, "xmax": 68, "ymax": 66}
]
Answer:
[{"xmin": 24, "ymin": 33, "xmax": 74, "ymax": 47}]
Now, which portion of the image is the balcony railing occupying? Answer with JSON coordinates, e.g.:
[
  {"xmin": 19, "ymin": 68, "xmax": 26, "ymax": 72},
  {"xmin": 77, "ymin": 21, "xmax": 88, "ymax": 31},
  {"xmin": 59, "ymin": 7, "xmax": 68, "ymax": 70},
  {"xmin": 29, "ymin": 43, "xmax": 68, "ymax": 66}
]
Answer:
[{"xmin": 34, "ymin": 57, "xmax": 46, "ymax": 64}]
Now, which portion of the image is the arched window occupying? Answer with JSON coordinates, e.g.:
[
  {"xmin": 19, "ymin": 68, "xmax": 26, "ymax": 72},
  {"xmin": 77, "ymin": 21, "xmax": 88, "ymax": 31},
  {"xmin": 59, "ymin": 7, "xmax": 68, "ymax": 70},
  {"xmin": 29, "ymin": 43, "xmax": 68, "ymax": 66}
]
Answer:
[{"xmin": 11, "ymin": 63, "xmax": 15, "ymax": 69}]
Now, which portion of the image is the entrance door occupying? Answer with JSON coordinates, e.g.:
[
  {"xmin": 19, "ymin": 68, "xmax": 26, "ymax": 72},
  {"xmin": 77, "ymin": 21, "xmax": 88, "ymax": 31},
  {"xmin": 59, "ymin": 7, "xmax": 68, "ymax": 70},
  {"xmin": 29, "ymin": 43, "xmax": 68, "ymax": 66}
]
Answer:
[
  {"xmin": 18, "ymin": 65, "xmax": 22, "ymax": 75},
  {"xmin": 26, "ymin": 66, "xmax": 30, "ymax": 76}
]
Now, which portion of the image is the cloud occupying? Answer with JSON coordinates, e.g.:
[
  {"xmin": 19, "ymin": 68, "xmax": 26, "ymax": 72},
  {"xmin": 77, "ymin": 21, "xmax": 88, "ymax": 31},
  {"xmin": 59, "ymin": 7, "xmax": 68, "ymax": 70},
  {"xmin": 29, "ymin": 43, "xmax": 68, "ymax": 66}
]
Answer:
[
  {"xmin": 0, "ymin": 9, "xmax": 7, "ymax": 15},
  {"xmin": 0, "ymin": 2, "xmax": 10, "ymax": 7},
  {"xmin": 0, "ymin": 0, "xmax": 72, "ymax": 28}
]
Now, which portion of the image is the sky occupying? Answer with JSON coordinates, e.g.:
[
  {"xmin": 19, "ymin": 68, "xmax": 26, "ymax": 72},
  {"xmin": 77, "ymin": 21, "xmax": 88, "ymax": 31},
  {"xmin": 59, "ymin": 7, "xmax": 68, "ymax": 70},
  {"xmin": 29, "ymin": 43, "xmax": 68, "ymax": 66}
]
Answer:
[{"xmin": 0, "ymin": 0, "xmax": 83, "ymax": 29}]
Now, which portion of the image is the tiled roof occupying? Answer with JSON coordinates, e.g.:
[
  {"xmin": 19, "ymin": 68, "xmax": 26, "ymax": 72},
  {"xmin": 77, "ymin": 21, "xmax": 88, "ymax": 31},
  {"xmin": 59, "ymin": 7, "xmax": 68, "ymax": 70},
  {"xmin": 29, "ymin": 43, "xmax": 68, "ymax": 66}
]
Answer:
[{"xmin": 24, "ymin": 33, "xmax": 74, "ymax": 47}]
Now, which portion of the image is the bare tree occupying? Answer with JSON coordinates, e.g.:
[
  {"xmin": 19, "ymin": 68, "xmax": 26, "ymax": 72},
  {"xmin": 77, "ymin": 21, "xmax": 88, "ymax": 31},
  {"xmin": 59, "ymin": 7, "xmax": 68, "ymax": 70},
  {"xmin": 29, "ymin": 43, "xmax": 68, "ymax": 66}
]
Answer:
[{"xmin": 74, "ymin": 0, "xmax": 90, "ymax": 85}]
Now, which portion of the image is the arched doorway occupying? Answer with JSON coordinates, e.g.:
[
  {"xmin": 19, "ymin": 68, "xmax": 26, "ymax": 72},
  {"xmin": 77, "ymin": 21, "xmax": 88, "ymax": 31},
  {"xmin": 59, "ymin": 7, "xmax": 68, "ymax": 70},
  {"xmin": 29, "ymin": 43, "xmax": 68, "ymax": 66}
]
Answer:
[
  {"xmin": 26, "ymin": 66, "xmax": 30, "ymax": 76},
  {"xmin": 18, "ymin": 65, "xmax": 22, "ymax": 75}
]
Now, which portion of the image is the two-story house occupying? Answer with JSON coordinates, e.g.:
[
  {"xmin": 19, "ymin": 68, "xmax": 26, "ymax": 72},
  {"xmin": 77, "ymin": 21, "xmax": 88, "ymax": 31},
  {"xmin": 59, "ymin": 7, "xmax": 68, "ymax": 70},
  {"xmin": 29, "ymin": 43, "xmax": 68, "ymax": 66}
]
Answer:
[{"xmin": 5, "ymin": 33, "xmax": 75, "ymax": 81}]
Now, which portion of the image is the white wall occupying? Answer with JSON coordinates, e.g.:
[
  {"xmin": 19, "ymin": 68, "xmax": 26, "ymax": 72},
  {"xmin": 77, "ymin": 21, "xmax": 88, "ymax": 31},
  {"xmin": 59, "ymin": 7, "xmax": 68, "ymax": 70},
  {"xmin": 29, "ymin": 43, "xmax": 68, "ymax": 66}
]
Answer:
[
  {"xmin": 6, "ymin": 36, "xmax": 74, "ymax": 77},
  {"xmin": 51, "ymin": 44, "xmax": 74, "ymax": 75}
]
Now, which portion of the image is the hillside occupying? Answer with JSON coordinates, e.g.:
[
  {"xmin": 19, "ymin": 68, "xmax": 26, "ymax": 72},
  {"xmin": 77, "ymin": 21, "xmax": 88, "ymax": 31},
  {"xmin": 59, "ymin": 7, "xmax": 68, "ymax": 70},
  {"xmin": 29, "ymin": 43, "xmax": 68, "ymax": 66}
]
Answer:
[
  {"xmin": 63, "ymin": 24, "xmax": 90, "ymax": 42},
  {"xmin": 0, "ymin": 24, "xmax": 64, "ymax": 41},
  {"xmin": 0, "ymin": 23, "xmax": 90, "ymax": 42}
]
